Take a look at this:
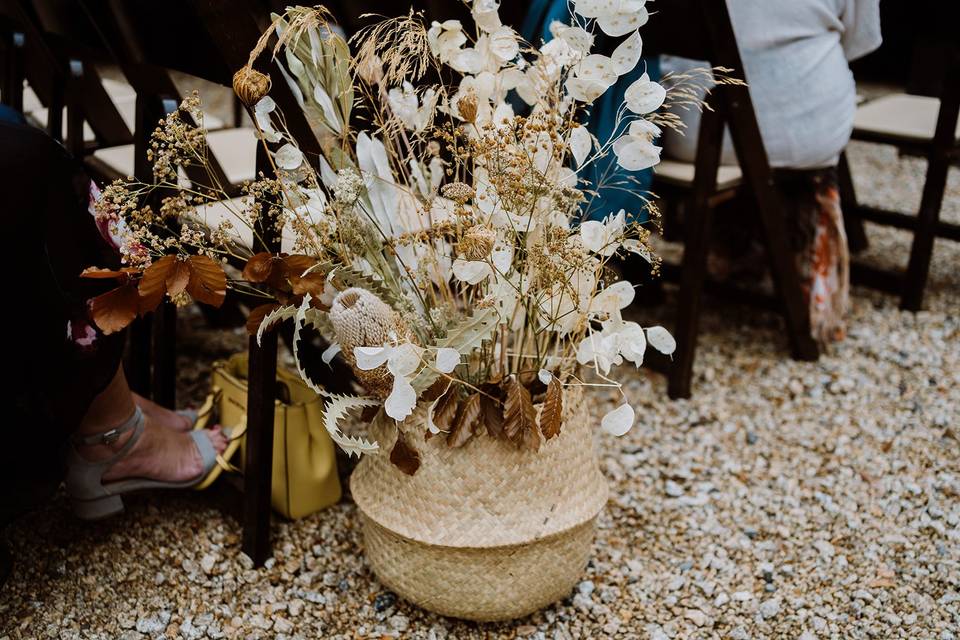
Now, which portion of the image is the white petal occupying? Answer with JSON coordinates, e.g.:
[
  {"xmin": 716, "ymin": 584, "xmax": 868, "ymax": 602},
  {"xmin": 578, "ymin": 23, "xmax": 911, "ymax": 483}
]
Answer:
[
  {"xmin": 538, "ymin": 369, "xmax": 553, "ymax": 384},
  {"xmin": 573, "ymin": 0, "xmax": 620, "ymax": 19},
  {"xmin": 452, "ymin": 258, "xmax": 492, "ymax": 284},
  {"xmin": 384, "ymin": 378, "xmax": 417, "ymax": 421},
  {"xmin": 473, "ymin": 0, "xmax": 502, "ymax": 33},
  {"xmin": 646, "ymin": 326, "xmax": 677, "ymax": 355},
  {"xmin": 601, "ymin": 403, "xmax": 635, "ymax": 436},
  {"xmin": 595, "ymin": 281, "xmax": 636, "ymax": 311},
  {"xmin": 616, "ymin": 321, "xmax": 646, "ymax": 365},
  {"xmin": 321, "ymin": 342, "xmax": 341, "ymax": 365},
  {"xmin": 579, "ymin": 220, "xmax": 606, "ymax": 253},
  {"xmin": 274, "ymin": 143, "xmax": 304, "ymax": 170},
  {"xmin": 624, "ymin": 74, "xmax": 666, "ymax": 114},
  {"xmin": 313, "ymin": 85, "xmax": 342, "ymax": 134},
  {"xmin": 435, "ymin": 347, "xmax": 461, "ymax": 374},
  {"xmin": 387, "ymin": 343, "xmax": 424, "ymax": 377},
  {"xmin": 354, "ymin": 345, "xmax": 390, "ymax": 370},
  {"xmin": 559, "ymin": 26, "xmax": 594, "ymax": 55},
  {"xmin": 614, "ymin": 138, "xmax": 662, "ymax": 171},
  {"xmin": 566, "ymin": 77, "xmax": 608, "ymax": 103},
  {"xmin": 576, "ymin": 54, "xmax": 617, "ymax": 86},
  {"xmin": 489, "ymin": 26, "xmax": 519, "ymax": 62},
  {"xmin": 450, "ymin": 47, "xmax": 483, "ymax": 74},
  {"xmin": 597, "ymin": 9, "xmax": 649, "ymax": 38},
  {"xmin": 569, "ymin": 125, "xmax": 592, "ymax": 167},
  {"xmin": 611, "ymin": 31, "xmax": 642, "ymax": 75}
]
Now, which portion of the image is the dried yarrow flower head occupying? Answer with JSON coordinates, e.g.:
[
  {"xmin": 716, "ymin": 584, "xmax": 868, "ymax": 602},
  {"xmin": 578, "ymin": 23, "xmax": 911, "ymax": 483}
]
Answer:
[
  {"xmin": 440, "ymin": 181, "xmax": 474, "ymax": 204},
  {"xmin": 329, "ymin": 287, "xmax": 417, "ymax": 397},
  {"xmin": 333, "ymin": 168, "xmax": 364, "ymax": 204}
]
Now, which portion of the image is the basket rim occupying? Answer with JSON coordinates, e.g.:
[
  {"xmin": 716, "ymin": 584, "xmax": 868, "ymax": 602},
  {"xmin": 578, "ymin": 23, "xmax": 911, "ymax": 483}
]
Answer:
[
  {"xmin": 350, "ymin": 464, "xmax": 608, "ymax": 548},
  {"xmin": 355, "ymin": 503, "xmax": 603, "ymax": 551}
]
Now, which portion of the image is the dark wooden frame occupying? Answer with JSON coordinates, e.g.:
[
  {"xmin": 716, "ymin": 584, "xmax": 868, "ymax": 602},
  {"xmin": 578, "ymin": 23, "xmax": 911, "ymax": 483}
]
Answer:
[
  {"xmin": 840, "ymin": 52, "xmax": 960, "ymax": 311},
  {"xmin": 648, "ymin": 1, "xmax": 819, "ymax": 399}
]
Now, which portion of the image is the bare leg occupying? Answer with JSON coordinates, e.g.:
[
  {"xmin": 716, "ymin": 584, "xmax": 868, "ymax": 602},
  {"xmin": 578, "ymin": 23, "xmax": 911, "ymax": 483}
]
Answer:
[{"xmin": 75, "ymin": 368, "xmax": 227, "ymax": 484}]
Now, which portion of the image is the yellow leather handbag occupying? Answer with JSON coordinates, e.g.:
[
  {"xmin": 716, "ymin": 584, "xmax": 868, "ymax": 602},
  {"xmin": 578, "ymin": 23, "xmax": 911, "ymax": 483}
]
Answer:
[{"xmin": 193, "ymin": 353, "xmax": 341, "ymax": 519}]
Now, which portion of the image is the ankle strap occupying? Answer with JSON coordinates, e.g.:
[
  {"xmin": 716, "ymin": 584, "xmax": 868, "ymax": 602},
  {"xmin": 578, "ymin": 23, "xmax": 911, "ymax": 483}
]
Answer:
[{"xmin": 73, "ymin": 407, "xmax": 144, "ymax": 446}]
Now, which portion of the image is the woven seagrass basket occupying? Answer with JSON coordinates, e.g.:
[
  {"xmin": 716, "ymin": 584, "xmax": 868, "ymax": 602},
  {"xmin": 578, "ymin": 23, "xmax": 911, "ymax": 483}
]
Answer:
[{"xmin": 350, "ymin": 388, "xmax": 608, "ymax": 621}]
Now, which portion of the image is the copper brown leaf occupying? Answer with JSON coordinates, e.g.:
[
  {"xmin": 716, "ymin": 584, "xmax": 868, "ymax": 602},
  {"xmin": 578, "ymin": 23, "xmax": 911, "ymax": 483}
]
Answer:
[
  {"xmin": 186, "ymin": 255, "xmax": 227, "ymax": 307},
  {"xmin": 447, "ymin": 392, "xmax": 482, "ymax": 448},
  {"xmin": 165, "ymin": 258, "xmax": 191, "ymax": 298},
  {"xmin": 431, "ymin": 387, "xmax": 460, "ymax": 432},
  {"xmin": 290, "ymin": 272, "xmax": 326, "ymax": 297},
  {"xmin": 421, "ymin": 377, "xmax": 451, "ymax": 402},
  {"xmin": 479, "ymin": 392, "xmax": 504, "ymax": 438},
  {"xmin": 90, "ymin": 283, "xmax": 140, "ymax": 335},
  {"xmin": 137, "ymin": 255, "xmax": 176, "ymax": 314},
  {"xmin": 539, "ymin": 377, "xmax": 564, "ymax": 440},
  {"xmin": 389, "ymin": 431, "xmax": 421, "ymax": 476},
  {"xmin": 80, "ymin": 266, "xmax": 134, "ymax": 279},
  {"xmin": 242, "ymin": 252, "xmax": 279, "ymax": 283},
  {"xmin": 245, "ymin": 303, "xmax": 281, "ymax": 335},
  {"xmin": 503, "ymin": 375, "xmax": 540, "ymax": 451},
  {"xmin": 281, "ymin": 254, "xmax": 318, "ymax": 278}
]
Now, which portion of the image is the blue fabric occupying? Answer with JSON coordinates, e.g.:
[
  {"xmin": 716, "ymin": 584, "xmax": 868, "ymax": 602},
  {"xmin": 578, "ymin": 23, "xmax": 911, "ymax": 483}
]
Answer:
[
  {"xmin": 0, "ymin": 104, "xmax": 26, "ymax": 126},
  {"xmin": 521, "ymin": 0, "xmax": 659, "ymax": 223}
]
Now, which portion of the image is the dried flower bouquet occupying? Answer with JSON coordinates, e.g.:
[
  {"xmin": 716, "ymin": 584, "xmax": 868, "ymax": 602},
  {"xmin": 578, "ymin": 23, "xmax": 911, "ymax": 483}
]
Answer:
[{"xmin": 85, "ymin": 0, "xmax": 678, "ymax": 471}]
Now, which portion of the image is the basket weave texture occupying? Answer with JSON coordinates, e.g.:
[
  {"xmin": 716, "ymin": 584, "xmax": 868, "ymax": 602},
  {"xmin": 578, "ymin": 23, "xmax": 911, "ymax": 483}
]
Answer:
[{"xmin": 350, "ymin": 388, "xmax": 608, "ymax": 621}]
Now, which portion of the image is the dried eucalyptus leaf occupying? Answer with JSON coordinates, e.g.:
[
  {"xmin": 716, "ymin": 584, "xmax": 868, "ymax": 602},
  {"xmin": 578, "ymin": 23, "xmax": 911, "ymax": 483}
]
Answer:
[
  {"xmin": 539, "ymin": 377, "xmax": 564, "ymax": 440},
  {"xmin": 503, "ymin": 375, "xmax": 540, "ymax": 451},
  {"xmin": 389, "ymin": 431, "xmax": 420, "ymax": 475},
  {"xmin": 447, "ymin": 393, "xmax": 482, "ymax": 448}
]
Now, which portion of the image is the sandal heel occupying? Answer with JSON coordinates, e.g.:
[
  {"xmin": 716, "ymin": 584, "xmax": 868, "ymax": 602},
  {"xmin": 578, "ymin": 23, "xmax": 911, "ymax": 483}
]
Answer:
[{"xmin": 71, "ymin": 493, "xmax": 124, "ymax": 521}]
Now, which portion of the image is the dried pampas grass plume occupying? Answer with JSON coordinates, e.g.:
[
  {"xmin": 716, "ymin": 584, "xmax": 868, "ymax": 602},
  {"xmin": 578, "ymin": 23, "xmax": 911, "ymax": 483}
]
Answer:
[
  {"xmin": 329, "ymin": 287, "xmax": 418, "ymax": 397},
  {"xmin": 351, "ymin": 11, "xmax": 432, "ymax": 86}
]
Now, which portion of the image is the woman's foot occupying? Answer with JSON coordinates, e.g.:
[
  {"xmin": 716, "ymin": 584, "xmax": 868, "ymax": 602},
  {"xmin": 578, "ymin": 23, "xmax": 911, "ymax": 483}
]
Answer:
[
  {"xmin": 79, "ymin": 413, "xmax": 228, "ymax": 485},
  {"xmin": 132, "ymin": 393, "xmax": 194, "ymax": 432}
]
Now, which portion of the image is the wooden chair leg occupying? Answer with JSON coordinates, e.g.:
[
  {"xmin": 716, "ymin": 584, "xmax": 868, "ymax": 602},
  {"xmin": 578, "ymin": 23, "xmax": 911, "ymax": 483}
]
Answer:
[
  {"xmin": 669, "ymin": 198, "xmax": 716, "ymax": 399},
  {"xmin": 900, "ymin": 151, "xmax": 952, "ymax": 311},
  {"xmin": 242, "ymin": 331, "xmax": 277, "ymax": 566},
  {"xmin": 668, "ymin": 98, "xmax": 724, "ymax": 399},
  {"xmin": 900, "ymin": 67, "xmax": 960, "ymax": 311},
  {"xmin": 838, "ymin": 151, "xmax": 869, "ymax": 253}
]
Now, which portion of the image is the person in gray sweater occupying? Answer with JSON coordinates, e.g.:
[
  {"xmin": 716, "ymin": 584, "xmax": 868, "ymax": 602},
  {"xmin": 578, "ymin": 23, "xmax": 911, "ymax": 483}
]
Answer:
[{"xmin": 661, "ymin": 0, "xmax": 882, "ymax": 343}]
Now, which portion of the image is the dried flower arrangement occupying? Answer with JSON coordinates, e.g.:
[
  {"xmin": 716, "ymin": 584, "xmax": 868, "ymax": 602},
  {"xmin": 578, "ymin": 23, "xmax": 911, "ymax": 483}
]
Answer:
[{"xmin": 84, "ymin": 0, "xmax": 680, "ymax": 472}]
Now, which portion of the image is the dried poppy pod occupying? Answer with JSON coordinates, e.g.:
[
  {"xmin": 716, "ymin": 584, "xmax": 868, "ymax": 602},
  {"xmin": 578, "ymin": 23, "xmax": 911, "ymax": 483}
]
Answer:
[
  {"xmin": 233, "ymin": 66, "xmax": 271, "ymax": 107},
  {"xmin": 329, "ymin": 287, "xmax": 417, "ymax": 397}
]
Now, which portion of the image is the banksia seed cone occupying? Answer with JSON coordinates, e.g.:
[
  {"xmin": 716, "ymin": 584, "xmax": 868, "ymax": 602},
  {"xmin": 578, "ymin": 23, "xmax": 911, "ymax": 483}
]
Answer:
[
  {"xmin": 329, "ymin": 287, "xmax": 417, "ymax": 397},
  {"xmin": 233, "ymin": 67, "xmax": 271, "ymax": 107}
]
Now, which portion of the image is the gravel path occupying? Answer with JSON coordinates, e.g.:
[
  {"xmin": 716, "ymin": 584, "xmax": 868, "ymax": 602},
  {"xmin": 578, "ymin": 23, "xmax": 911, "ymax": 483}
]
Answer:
[{"xmin": 2, "ymin": 138, "xmax": 958, "ymax": 638}]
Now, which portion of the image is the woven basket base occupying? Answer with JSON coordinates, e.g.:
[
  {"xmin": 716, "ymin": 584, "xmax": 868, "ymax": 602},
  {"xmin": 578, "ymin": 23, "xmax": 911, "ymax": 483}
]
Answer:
[{"xmin": 360, "ymin": 513, "xmax": 597, "ymax": 622}]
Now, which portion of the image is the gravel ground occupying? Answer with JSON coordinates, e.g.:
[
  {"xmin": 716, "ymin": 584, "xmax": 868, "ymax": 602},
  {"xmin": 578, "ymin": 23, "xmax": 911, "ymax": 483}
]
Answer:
[{"xmin": 2, "ymin": 131, "xmax": 959, "ymax": 638}]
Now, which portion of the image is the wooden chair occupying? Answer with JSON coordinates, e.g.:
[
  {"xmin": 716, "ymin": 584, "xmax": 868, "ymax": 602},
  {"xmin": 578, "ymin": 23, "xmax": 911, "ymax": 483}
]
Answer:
[
  {"xmin": 839, "ymin": 45, "xmax": 960, "ymax": 311},
  {"xmin": 0, "ymin": 0, "xmax": 134, "ymax": 154},
  {"xmin": 643, "ymin": 0, "xmax": 819, "ymax": 399},
  {"xmin": 72, "ymin": 0, "xmax": 331, "ymax": 566}
]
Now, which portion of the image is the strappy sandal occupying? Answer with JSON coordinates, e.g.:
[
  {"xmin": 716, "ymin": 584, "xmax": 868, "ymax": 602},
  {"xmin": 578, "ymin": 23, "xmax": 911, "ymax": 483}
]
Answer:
[{"xmin": 65, "ymin": 407, "xmax": 219, "ymax": 520}]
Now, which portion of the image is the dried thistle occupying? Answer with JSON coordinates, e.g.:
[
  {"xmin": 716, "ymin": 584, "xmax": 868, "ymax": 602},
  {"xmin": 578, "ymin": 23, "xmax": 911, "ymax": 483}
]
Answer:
[{"xmin": 459, "ymin": 225, "xmax": 495, "ymax": 260}]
